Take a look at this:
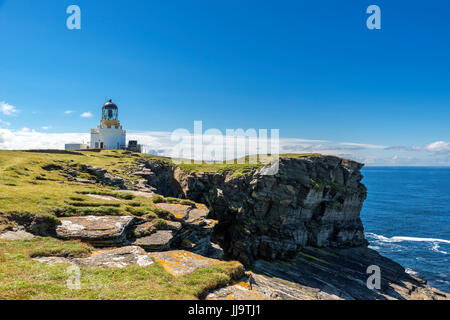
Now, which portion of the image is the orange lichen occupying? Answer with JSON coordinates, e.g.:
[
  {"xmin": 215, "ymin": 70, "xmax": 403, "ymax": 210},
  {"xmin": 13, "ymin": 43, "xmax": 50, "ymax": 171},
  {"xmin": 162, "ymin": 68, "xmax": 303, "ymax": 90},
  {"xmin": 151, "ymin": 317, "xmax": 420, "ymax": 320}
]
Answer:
[{"xmin": 236, "ymin": 281, "xmax": 252, "ymax": 289}]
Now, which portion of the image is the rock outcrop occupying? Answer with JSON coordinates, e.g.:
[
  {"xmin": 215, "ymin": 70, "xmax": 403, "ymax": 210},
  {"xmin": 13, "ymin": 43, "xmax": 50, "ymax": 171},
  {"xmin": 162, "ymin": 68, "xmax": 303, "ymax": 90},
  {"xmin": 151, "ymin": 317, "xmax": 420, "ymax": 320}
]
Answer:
[
  {"xmin": 0, "ymin": 230, "xmax": 36, "ymax": 240},
  {"xmin": 55, "ymin": 216, "xmax": 137, "ymax": 246},
  {"xmin": 53, "ymin": 203, "xmax": 219, "ymax": 257},
  {"xmin": 208, "ymin": 246, "xmax": 449, "ymax": 300},
  {"xmin": 131, "ymin": 230, "xmax": 174, "ymax": 251},
  {"xmin": 34, "ymin": 246, "xmax": 154, "ymax": 268},
  {"xmin": 138, "ymin": 155, "xmax": 368, "ymax": 265},
  {"xmin": 148, "ymin": 250, "xmax": 243, "ymax": 277}
]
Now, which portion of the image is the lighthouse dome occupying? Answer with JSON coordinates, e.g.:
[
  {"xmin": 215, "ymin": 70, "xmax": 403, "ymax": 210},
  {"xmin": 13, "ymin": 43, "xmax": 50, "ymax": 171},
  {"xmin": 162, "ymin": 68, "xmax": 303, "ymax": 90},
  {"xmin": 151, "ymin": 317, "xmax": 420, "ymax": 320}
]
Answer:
[{"xmin": 102, "ymin": 99, "xmax": 118, "ymax": 120}]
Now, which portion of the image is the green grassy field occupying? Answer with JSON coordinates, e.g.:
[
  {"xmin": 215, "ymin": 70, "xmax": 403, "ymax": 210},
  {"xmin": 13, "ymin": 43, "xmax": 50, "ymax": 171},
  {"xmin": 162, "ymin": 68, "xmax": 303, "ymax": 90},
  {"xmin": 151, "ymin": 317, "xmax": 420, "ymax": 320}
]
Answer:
[
  {"xmin": 0, "ymin": 237, "xmax": 242, "ymax": 300},
  {"xmin": 0, "ymin": 150, "xmax": 319, "ymax": 219},
  {"xmin": 0, "ymin": 150, "xmax": 247, "ymax": 300},
  {"xmin": 0, "ymin": 149, "xmax": 315, "ymax": 300},
  {"xmin": 0, "ymin": 150, "xmax": 173, "ymax": 219}
]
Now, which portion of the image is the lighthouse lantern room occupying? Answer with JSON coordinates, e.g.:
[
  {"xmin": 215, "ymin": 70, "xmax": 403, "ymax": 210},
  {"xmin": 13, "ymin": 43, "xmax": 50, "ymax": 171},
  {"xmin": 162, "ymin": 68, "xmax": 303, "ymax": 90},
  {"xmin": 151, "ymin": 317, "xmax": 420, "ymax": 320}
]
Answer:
[{"xmin": 90, "ymin": 99, "xmax": 126, "ymax": 150}]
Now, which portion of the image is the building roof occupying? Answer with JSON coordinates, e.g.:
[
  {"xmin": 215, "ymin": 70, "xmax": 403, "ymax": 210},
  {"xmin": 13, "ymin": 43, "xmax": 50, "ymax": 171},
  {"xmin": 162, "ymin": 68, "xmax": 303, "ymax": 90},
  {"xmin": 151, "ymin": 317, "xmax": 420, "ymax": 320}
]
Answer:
[{"xmin": 102, "ymin": 99, "xmax": 118, "ymax": 110}]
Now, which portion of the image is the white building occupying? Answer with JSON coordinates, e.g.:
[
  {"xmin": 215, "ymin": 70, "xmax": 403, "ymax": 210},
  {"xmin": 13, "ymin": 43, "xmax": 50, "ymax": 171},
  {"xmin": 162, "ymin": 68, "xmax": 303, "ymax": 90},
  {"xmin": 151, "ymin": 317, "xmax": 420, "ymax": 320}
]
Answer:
[
  {"xmin": 65, "ymin": 143, "xmax": 89, "ymax": 151},
  {"xmin": 90, "ymin": 99, "xmax": 126, "ymax": 150}
]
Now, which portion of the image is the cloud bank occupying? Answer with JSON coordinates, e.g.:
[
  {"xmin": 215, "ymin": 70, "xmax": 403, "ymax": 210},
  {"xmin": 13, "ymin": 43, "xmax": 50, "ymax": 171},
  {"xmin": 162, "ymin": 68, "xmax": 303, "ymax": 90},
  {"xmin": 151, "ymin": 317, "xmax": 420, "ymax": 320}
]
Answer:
[{"xmin": 0, "ymin": 128, "xmax": 448, "ymax": 166}]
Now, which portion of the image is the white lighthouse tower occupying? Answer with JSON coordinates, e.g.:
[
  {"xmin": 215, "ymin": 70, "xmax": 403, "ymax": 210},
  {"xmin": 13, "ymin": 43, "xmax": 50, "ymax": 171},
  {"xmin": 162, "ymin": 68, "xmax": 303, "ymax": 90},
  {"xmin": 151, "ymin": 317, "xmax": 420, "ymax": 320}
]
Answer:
[{"xmin": 90, "ymin": 99, "xmax": 126, "ymax": 150}]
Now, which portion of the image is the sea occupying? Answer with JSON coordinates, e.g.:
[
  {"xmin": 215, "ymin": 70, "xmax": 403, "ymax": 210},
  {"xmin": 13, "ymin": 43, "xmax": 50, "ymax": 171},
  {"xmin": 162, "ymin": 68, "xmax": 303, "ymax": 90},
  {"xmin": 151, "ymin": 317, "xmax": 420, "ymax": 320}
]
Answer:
[{"xmin": 361, "ymin": 167, "xmax": 450, "ymax": 293}]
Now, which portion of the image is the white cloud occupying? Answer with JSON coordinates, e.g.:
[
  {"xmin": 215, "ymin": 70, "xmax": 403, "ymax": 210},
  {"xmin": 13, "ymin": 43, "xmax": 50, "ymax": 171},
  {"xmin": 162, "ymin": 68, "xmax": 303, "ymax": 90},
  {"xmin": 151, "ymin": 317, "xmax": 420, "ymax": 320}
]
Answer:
[
  {"xmin": 413, "ymin": 141, "xmax": 450, "ymax": 153},
  {"xmin": 41, "ymin": 126, "xmax": 51, "ymax": 130},
  {"xmin": 80, "ymin": 112, "xmax": 93, "ymax": 118},
  {"xmin": 0, "ymin": 128, "xmax": 448, "ymax": 166},
  {"xmin": 0, "ymin": 101, "xmax": 19, "ymax": 116},
  {"xmin": 0, "ymin": 128, "xmax": 89, "ymax": 150},
  {"xmin": 0, "ymin": 119, "xmax": 11, "ymax": 127},
  {"xmin": 64, "ymin": 110, "xmax": 74, "ymax": 115},
  {"xmin": 339, "ymin": 142, "xmax": 387, "ymax": 149}
]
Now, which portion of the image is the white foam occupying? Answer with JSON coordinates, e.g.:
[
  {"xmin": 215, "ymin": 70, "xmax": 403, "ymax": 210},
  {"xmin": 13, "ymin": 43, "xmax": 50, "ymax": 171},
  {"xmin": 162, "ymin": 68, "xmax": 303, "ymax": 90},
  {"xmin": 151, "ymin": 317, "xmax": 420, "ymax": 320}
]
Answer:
[
  {"xmin": 405, "ymin": 268, "xmax": 418, "ymax": 276},
  {"xmin": 431, "ymin": 243, "xmax": 449, "ymax": 255},
  {"xmin": 391, "ymin": 236, "xmax": 450, "ymax": 244},
  {"xmin": 366, "ymin": 233, "xmax": 450, "ymax": 244}
]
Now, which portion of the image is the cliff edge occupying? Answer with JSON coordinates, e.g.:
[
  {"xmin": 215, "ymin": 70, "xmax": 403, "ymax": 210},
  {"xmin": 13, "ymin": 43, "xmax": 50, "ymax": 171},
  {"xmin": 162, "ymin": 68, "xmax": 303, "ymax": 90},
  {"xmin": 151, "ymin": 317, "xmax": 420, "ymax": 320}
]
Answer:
[{"xmin": 143, "ymin": 155, "xmax": 368, "ymax": 265}]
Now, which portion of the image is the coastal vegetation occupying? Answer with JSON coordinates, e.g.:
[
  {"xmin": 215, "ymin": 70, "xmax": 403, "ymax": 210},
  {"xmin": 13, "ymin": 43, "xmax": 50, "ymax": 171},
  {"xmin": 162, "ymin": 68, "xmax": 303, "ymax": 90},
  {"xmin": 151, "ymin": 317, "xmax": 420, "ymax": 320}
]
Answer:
[{"xmin": 0, "ymin": 237, "xmax": 241, "ymax": 300}]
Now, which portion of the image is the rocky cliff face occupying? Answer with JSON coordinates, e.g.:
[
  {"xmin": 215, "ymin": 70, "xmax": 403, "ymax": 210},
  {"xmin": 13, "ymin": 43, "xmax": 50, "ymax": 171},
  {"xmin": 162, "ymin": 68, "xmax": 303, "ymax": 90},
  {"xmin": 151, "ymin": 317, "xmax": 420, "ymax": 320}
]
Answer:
[{"xmin": 141, "ymin": 155, "xmax": 368, "ymax": 265}]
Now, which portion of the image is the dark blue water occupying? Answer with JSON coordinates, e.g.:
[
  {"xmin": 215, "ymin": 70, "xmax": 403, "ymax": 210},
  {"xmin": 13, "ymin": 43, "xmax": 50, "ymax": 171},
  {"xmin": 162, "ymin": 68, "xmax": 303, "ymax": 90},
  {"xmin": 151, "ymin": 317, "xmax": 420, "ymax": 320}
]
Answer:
[{"xmin": 361, "ymin": 167, "xmax": 450, "ymax": 293}]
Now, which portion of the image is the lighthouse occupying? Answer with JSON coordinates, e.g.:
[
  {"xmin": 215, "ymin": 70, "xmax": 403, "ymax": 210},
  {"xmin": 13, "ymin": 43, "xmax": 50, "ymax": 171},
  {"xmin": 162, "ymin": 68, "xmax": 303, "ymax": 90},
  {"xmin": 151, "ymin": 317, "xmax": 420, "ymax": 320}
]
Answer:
[{"xmin": 90, "ymin": 99, "xmax": 126, "ymax": 150}]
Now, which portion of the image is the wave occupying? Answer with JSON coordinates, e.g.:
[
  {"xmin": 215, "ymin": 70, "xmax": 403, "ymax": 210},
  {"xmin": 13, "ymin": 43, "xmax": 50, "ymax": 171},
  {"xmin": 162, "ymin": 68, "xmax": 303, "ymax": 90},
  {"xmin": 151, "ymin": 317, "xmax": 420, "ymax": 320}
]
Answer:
[
  {"xmin": 431, "ymin": 243, "xmax": 449, "ymax": 255},
  {"xmin": 366, "ymin": 233, "xmax": 450, "ymax": 255},
  {"xmin": 405, "ymin": 268, "xmax": 418, "ymax": 276},
  {"xmin": 366, "ymin": 233, "xmax": 450, "ymax": 244}
]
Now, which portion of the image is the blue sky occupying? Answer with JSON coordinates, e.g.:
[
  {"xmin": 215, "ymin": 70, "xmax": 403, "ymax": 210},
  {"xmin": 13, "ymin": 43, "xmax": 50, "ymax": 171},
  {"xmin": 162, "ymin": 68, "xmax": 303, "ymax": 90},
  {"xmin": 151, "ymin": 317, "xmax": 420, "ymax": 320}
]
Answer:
[{"xmin": 0, "ymin": 0, "xmax": 449, "ymax": 165}]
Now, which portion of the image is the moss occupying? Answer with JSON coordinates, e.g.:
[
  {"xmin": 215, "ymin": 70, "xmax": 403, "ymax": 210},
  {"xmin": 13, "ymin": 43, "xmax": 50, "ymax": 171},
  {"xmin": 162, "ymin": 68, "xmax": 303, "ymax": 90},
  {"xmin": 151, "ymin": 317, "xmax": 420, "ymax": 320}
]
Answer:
[
  {"xmin": 152, "ymin": 196, "xmax": 196, "ymax": 207},
  {"xmin": 76, "ymin": 190, "xmax": 134, "ymax": 200},
  {"xmin": 127, "ymin": 202, "xmax": 141, "ymax": 207},
  {"xmin": 149, "ymin": 207, "xmax": 175, "ymax": 220},
  {"xmin": 125, "ymin": 206, "xmax": 150, "ymax": 217},
  {"xmin": 6, "ymin": 211, "xmax": 61, "ymax": 226},
  {"xmin": 28, "ymin": 238, "xmax": 93, "ymax": 258},
  {"xmin": 65, "ymin": 201, "xmax": 121, "ymax": 207},
  {"xmin": 329, "ymin": 182, "xmax": 347, "ymax": 192},
  {"xmin": 155, "ymin": 219, "xmax": 168, "ymax": 229},
  {"xmin": 297, "ymin": 251, "xmax": 329, "ymax": 264},
  {"xmin": 63, "ymin": 206, "xmax": 122, "ymax": 217},
  {"xmin": 68, "ymin": 196, "xmax": 85, "ymax": 202},
  {"xmin": 152, "ymin": 195, "xmax": 164, "ymax": 204},
  {"xmin": 310, "ymin": 178, "xmax": 325, "ymax": 189}
]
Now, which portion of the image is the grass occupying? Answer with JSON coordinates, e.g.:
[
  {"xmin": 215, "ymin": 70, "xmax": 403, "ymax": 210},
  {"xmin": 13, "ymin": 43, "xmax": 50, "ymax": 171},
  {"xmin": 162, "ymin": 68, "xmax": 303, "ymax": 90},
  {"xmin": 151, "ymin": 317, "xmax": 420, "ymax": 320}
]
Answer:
[
  {"xmin": 174, "ymin": 156, "xmax": 264, "ymax": 177},
  {"xmin": 0, "ymin": 149, "xmax": 332, "ymax": 223},
  {"xmin": 152, "ymin": 195, "xmax": 196, "ymax": 207},
  {"xmin": 0, "ymin": 150, "xmax": 181, "ymax": 222},
  {"xmin": 0, "ymin": 150, "xmax": 327, "ymax": 218},
  {"xmin": 0, "ymin": 237, "xmax": 242, "ymax": 300},
  {"xmin": 173, "ymin": 153, "xmax": 327, "ymax": 177}
]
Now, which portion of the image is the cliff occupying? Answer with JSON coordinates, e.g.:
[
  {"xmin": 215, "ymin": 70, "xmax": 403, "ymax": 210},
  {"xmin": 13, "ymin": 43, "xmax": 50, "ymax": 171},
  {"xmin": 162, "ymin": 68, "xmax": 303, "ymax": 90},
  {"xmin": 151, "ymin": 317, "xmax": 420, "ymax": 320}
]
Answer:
[
  {"xmin": 140, "ymin": 155, "xmax": 368, "ymax": 265},
  {"xmin": 0, "ymin": 150, "xmax": 448, "ymax": 300}
]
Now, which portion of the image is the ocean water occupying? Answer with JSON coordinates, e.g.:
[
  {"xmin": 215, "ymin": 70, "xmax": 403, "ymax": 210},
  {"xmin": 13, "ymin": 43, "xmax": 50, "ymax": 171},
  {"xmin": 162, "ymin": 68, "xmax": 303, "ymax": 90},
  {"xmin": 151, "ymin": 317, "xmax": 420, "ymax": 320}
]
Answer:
[{"xmin": 361, "ymin": 167, "xmax": 450, "ymax": 293}]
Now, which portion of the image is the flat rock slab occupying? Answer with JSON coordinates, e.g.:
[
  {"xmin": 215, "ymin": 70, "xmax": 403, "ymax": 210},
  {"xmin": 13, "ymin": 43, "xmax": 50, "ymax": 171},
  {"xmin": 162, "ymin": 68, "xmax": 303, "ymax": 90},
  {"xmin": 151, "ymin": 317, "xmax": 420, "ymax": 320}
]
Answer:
[
  {"xmin": 185, "ymin": 204, "xmax": 211, "ymax": 225},
  {"xmin": 86, "ymin": 194, "xmax": 120, "ymax": 201},
  {"xmin": 206, "ymin": 280, "xmax": 272, "ymax": 300},
  {"xmin": 155, "ymin": 203, "xmax": 191, "ymax": 220},
  {"xmin": 0, "ymin": 230, "xmax": 36, "ymax": 240},
  {"xmin": 166, "ymin": 221, "xmax": 182, "ymax": 231},
  {"xmin": 148, "ymin": 250, "xmax": 229, "ymax": 277},
  {"xmin": 132, "ymin": 230, "xmax": 173, "ymax": 251},
  {"xmin": 115, "ymin": 190, "xmax": 154, "ymax": 199},
  {"xmin": 34, "ymin": 246, "xmax": 153, "ymax": 268},
  {"xmin": 206, "ymin": 273, "xmax": 338, "ymax": 300},
  {"xmin": 56, "ymin": 216, "xmax": 136, "ymax": 246}
]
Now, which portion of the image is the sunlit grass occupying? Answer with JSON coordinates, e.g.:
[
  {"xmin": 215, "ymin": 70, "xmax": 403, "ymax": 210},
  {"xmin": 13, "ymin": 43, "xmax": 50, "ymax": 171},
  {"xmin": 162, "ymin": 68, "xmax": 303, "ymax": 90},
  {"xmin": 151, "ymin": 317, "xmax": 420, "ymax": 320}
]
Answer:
[{"xmin": 0, "ymin": 238, "xmax": 242, "ymax": 300}]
